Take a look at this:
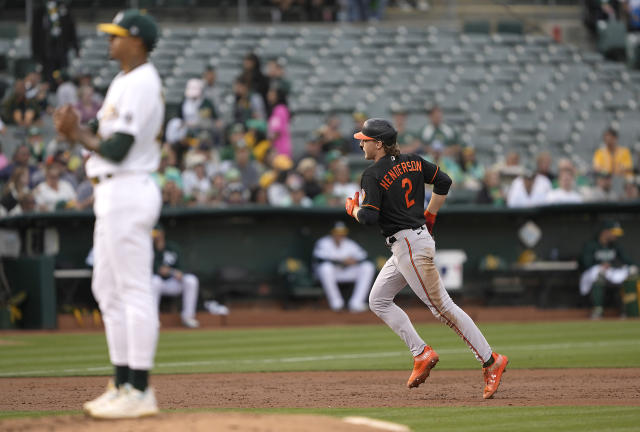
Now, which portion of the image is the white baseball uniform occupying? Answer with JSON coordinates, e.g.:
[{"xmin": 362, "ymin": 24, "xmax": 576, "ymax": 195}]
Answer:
[
  {"xmin": 87, "ymin": 62, "xmax": 163, "ymax": 371},
  {"xmin": 313, "ymin": 235, "xmax": 375, "ymax": 311},
  {"xmin": 152, "ymin": 244, "xmax": 199, "ymax": 322}
]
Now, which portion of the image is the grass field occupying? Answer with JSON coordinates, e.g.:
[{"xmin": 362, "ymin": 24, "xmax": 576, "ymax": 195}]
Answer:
[{"xmin": 1, "ymin": 320, "xmax": 639, "ymax": 431}]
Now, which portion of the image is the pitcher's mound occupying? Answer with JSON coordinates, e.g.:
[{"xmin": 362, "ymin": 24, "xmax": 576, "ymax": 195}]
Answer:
[{"xmin": 1, "ymin": 413, "xmax": 410, "ymax": 432}]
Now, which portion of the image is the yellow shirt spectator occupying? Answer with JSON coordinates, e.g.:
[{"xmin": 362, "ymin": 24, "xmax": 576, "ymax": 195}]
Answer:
[
  {"xmin": 592, "ymin": 146, "xmax": 633, "ymax": 176},
  {"xmin": 592, "ymin": 128, "xmax": 633, "ymax": 177}
]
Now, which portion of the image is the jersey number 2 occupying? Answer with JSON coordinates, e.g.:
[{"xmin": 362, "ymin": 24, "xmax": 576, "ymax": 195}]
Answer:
[{"xmin": 402, "ymin": 178, "xmax": 415, "ymax": 208}]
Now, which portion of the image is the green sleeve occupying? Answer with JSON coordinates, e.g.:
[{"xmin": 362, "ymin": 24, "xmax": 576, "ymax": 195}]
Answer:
[
  {"xmin": 98, "ymin": 132, "xmax": 134, "ymax": 162},
  {"xmin": 88, "ymin": 118, "xmax": 99, "ymax": 135},
  {"xmin": 153, "ymin": 247, "xmax": 165, "ymax": 274},
  {"xmin": 200, "ymin": 99, "xmax": 218, "ymax": 119}
]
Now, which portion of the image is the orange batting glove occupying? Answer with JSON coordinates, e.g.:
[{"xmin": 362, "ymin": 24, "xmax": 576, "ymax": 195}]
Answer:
[
  {"xmin": 424, "ymin": 210, "xmax": 436, "ymax": 234},
  {"xmin": 345, "ymin": 191, "xmax": 360, "ymax": 219}
]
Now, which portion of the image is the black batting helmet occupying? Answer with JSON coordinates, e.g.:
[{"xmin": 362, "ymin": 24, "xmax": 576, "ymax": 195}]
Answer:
[{"xmin": 353, "ymin": 118, "xmax": 398, "ymax": 146}]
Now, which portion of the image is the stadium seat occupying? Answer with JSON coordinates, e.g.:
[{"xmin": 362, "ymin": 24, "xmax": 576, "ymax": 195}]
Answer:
[
  {"xmin": 597, "ymin": 20, "xmax": 627, "ymax": 61},
  {"xmin": 463, "ymin": 20, "xmax": 491, "ymax": 35},
  {"xmin": 496, "ymin": 20, "xmax": 524, "ymax": 35}
]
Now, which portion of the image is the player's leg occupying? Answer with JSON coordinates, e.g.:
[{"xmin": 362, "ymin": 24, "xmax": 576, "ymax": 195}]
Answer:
[
  {"xmin": 370, "ymin": 255, "xmax": 440, "ymax": 388},
  {"xmin": 181, "ymin": 274, "xmax": 199, "ymax": 327},
  {"xmin": 394, "ymin": 234, "xmax": 492, "ymax": 362},
  {"xmin": 337, "ymin": 261, "xmax": 375, "ymax": 312},
  {"xmin": 83, "ymin": 215, "xmax": 128, "ymax": 414},
  {"xmin": 315, "ymin": 262, "xmax": 345, "ymax": 311},
  {"xmin": 395, "ymin": 233, "xmax": 508, "ymax": 397},
  {"xmin": 368, "ymin": 256, "xmax": 426, "ymax": 355}
]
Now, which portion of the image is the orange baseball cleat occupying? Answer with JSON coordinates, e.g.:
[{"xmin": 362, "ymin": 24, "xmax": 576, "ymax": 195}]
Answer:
[
  {"xmin": 407, "ymin": 345, "xmax": 439, "ymax": 388},
  {"xmin": 483, "ymin": 352, "xmax": 509, "ymax": 399}
]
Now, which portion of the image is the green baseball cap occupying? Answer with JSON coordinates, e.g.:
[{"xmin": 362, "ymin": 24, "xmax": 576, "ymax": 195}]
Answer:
[{"xmin": 98, "ymin": 9, "xmax": 159, "ymax": 52}]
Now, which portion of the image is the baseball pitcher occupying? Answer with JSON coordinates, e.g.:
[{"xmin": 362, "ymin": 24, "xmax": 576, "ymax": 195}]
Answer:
[
  {"xmin": 345, "ymin": 118, "xmax": 508, "ymax": 399},
  {"xmin": 54, "ymin": 9, "xmax": 163, "ymax": 419}
]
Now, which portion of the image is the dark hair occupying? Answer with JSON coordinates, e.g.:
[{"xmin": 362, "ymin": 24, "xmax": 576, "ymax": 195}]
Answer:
[
  {"xmin": 383, "ymin": 142, "xmax": 401, "ymax": 157},
  {"xmin": 604, "ymin": 127, "xmax": 618, "ymax": 138}
]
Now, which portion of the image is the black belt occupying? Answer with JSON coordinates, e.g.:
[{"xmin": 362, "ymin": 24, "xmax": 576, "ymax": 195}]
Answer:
[
  {"xmin": 386, "ymin": 225, "xmax": 426, "ymax": 245},
  {"xmin": 90, "ymin": 173, "xmax": 114, "ymax": 186}
]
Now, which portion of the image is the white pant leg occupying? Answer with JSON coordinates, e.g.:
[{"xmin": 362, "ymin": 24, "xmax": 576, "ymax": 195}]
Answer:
[
  {"xmin": 94, "ymin": 174, "xmax": 161, "ymax": 370},
  {"xmin": 343, "ymin": 261, "xmax": 375, "ymax": 309},
  {"xmin": 316, "ymin": 262, "xmax": 345, "ymax": 310},
  {"xmin": 181, "ymin": 274, "xmax": 199, "ymax": 320},
  {"xmin": 391, "ymin": 231, "xmax": 492, "ymax": 363},
  {"xmin": 92, "ymin": 216, "xmax": 128, "ymax": 367},
  {"xmin": 369, "ymin": 256, "xmax": 427, "ymax": 356}
]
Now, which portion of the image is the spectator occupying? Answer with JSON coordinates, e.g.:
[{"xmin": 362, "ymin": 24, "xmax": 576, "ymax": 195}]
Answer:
[
  {"xmin": 0, "ymin": 142, "xmax": 8, "ymax": 171},
  {"xmin": 0, "ymin": 166, "xmax": 31, "ymax": 213},
  {"xmin": 161, "ymin": 180, "xmax": 184, "ymax": 208},
  {"xmin": 312, "ymin": 221, "xmax": 375, "ymax": 312},
  {"xmin": 182, "ymin": 153, "xmax": 211, "ymax": 205},
  {"xmin": 24, "ymin": 68, "xmax": 49, "ymax": 113},
  {"xmin": 152, "ymin": 225, "xmax": 201, "ymax": 328},
  {"xmin": 536, "ymin": 151, "xmax": 555, "ymax": 183},
  {"xmin": 622, "ymin": 176, "xmax": 640, "ymax": 200},
  {"xmin": 226, "ymin": 140, "xmax": 261, "ymax": 190},
  {"xmin": 1, "ymin": 80, "xmax": 39, "ymax": 128},
  {"xmin": 180, "ymin": 78, "xmax": 217, "ymax": 137},
  {"xmin": 544, "ymin": 168, "xmax": 584, "ymax": 205},
  {"xmin": 316, "ymin": 114, "xmax": 349, "ymax": 153},
  {"xmin": 296, "ymin": 133, "xmax": 325, "ymax": 165},
  {"xmin": 265, "ymin": 154, "xmax": 294, "ymax": 206},
  {"xmin": 506, "ymin": 166, "xmax": 552, "ymax": 208},
  {"xmin": 237, "ymin": 52, "xmax": 270, "ymax": 108},
  {"xmin": 582, "ymin": 171, "xmax": 620, "ymax": 202},
  {"xmin": 579, "ymin": 220, "xmax": 638, "ymax": 319},
  {"xmin": 31, "ymin": 0, "xmax": 78, "ymax": 84},
  {"xmin": 392, "ymin": 106, "xmax": 421, "ymax": 154},
  {"xmin": 73, "ymin": 169, "xmax": 94, "ymax": 211},
  {"xmin": 592, "ymin": 127, "xmax": 633, "ymax": 179},
  {"xmin": 0, "ymin": 144, "xmax": 38, "ymax": 185},
  {"xmin": 423, "ymin": 140, "xmax": 463, "ymax": 185},
  {"xmin": 224, "ymin": 181, "xmax": 250, "ymax": 206},
  {"xmin": 458, "ymin": 146, "xmax": 485, "ymax": 191},
  {"xmin": 297, "ymin": 157, "xmax": 322, "ymax": 199},
  {"xmin": 267, "ymin": 86, "xmax": 291, "ymax": 157},
  {"xmin": 202, "ymin": 66, "xmax": 222, "ymax": 110},
  {"xmin": 475, "ymin": 169, "xmax": 505, "ymax": 206},
  {"xmin": 348, "ymin": 0, "xmax": 370, "ymax": 21},
  {"xmin": 266, "ymin": 58, "xmax": 292, "ymax": 96},
  {"xmin": 74, "ymin": 85, "xmax": 101, "ymax": 124},
  {"xmin": 53, "ymin": 69, "xmax": 78, "ymax": 107},
  {"xmin": 25, "ymin": 126, "xmax": 47, "ymax": 164},
  {"xmin": 249, "ymin": 185, "xmax": 269, "ymax": 204},
  {"xmin": 152, "ymin": 148, "xmax": 183, "ymax": 191},
  {"xmin": 232, "ymin": 78, "xmax": 266, "ymax": 125},
  {"xmin": 421, "ymin": 105, "xmax": 459, "ymax": 158},
  {"xmin": 624, "ymin": 0, "xmax": 640, "ymax": 31},
  {"xmin": 287, "ymin": 173, "xmax": 313, "ymax": 207},
  {"xmin": 32, "ymin": 164, "xmax": 76, "ymax": 212},
  {"xmin": 331, "ymin": 160, "xmax": 359, "ymax": 201},
  {"xmin": 494, "ymin": 150, "xmax": 524, "ymax": 178}
]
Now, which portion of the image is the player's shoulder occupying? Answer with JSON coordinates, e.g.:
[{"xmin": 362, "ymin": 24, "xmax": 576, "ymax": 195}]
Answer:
[{"xmin": 124, "ymin": 63, "xmax": 161, "ymax": 88}]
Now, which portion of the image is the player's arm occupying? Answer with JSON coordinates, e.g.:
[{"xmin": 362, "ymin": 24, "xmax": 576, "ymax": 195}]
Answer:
[
  {"xmin": 54, "ymin": 106, "xmax": 134, "ymax": 162},
  {"xmin": 423, "ymin": 159, "xmax": 452, "ymax": 233},
  {"xmin": 346, "ymin": 173, "xmax": 380, "ymax": 225}
]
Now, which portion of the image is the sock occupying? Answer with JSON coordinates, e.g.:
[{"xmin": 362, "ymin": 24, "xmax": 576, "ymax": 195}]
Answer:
[
  {"xmin": 114, "ymin": 365, "xmax": 130, "ymax": 388},
  {"xmin": 130, "ymin": 369, "xmax": 149, "ymax": 392},
  {"xmin": 483, "ymin": 355, "xmax": 495, "ymax": 369}
]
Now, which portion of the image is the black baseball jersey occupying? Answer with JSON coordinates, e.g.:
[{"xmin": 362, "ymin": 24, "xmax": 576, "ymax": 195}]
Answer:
[{"xmin": 360, "ymin": 153, "xmax": 451, "ymax": 237}]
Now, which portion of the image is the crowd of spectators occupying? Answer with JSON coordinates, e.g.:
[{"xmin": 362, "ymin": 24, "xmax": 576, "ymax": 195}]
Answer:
[{"xmin": 1, "ymin": 46, "xmax": 640, "ymax": 218}]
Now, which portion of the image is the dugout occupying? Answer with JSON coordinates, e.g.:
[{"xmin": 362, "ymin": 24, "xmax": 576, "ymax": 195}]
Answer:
[{"xmin": 0, "ymin": 203, "xmax": 639, "ymax": 328}]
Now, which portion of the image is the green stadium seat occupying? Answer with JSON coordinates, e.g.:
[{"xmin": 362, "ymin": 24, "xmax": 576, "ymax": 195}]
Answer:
[
  {"xmin": 497, "ymin": 20, "xmax": 524, "ymax": 35},
  {"xmin": 597, "ymin": 20, "xmax": 627, "ymax": 61},
  {"xmin": 463, "ymin": 20, "xmax": 491, "ymax": 35}
]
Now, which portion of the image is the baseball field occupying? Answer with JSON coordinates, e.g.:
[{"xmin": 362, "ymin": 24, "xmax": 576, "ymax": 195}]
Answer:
[{"xmin": 1, "ymin": 310, "xmax": 639, "ymax": 431}]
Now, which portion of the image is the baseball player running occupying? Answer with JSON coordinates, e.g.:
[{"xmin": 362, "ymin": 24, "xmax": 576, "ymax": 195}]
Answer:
[
  {"xmin": 54, "ymin": 9, "xmax": 163, "ymax": 418},
  {"xmin": 345, "ymin": 118, "xmax": 508, "ymax": 399}
]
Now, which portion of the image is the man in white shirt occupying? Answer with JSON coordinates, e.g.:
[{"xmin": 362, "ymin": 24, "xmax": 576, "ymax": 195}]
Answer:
[
  {"xmin": 313, "ymin": 221, "xmax": 375, "ymax": 312},
  {"xmin": 54, "ymin": 9, "xmax": 163, "ymax": 420},
  {"xmin": 33, "ymin": 164, "xmax": 76, "ymax": 211},
  {"xmin": 506, "ymin": 168, "xmax": 552, "ymax": 208},
  {"xmin": 545, "ymin": 168, "xmax": 584, "ymax": 205}
]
